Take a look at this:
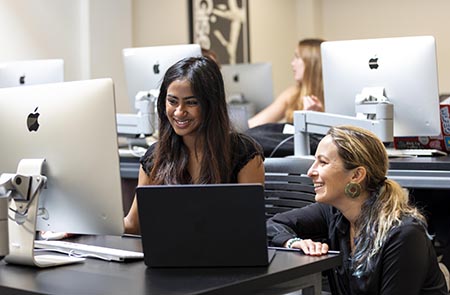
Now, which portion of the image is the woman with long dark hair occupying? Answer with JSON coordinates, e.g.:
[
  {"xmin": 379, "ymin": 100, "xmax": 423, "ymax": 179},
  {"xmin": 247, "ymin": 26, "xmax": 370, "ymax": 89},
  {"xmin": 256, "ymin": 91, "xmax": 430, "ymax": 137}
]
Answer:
[{"xmin": 124, "ymin": 56, "xmax": 264, "ymax": 234}]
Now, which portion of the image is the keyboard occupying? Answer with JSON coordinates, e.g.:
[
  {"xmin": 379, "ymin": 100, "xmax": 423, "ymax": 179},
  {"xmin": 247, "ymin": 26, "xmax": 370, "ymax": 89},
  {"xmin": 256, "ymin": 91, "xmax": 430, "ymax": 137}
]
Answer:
[
  {"xmin": 34, "ymin": 240, "xmax": 144, "ymax": 262},
  {"xmin": 386, "ymin": 148, "xmax": 447, "ymax": 157}
]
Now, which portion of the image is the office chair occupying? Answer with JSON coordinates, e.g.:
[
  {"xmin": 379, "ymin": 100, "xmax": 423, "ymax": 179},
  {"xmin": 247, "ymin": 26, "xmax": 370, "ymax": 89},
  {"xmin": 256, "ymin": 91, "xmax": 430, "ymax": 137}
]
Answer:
[{"xmin": 264, "ymin": 157, "xmax": 315, "ymax": 220}]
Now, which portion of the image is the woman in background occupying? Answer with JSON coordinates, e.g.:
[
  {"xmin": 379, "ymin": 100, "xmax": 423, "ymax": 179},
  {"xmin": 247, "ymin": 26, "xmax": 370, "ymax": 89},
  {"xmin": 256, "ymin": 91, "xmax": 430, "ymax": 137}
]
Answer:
[
  {"xmin": 124, "ymin": 56, "xmax": 265, "ymax": 234},
  {"xmin": 266, "ymin": 125, "xmax": 447, "ymax": 294},
  {"xmin": 248, "ymin": 38, "xmax": 325, "ymax": 128}
]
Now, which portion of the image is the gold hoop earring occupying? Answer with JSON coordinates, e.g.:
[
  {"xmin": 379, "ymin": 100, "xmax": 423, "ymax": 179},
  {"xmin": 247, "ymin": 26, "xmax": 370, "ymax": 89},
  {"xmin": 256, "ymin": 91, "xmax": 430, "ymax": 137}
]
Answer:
[{"xmin": 345, "ymin": 182, "xmax": 361, "ymax": 199}]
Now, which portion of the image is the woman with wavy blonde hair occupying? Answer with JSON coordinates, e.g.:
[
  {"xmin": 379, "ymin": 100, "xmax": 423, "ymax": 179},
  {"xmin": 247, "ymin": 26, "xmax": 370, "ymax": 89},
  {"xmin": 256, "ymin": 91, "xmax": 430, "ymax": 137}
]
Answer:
[
  {"xmin": 248, "ymin": 38, "xmax": 324, "ymax": 128},
  {"xmin": 267, "ymin": 125, "xmax": 447, "ymax": 294}
]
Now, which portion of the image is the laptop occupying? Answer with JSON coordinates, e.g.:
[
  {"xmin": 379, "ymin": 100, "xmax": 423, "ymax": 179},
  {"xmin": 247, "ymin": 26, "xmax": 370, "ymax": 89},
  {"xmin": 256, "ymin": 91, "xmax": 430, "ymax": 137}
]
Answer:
[{"xmin": 136, "ymin": 183, "xmax": 275, "ymax": 267}]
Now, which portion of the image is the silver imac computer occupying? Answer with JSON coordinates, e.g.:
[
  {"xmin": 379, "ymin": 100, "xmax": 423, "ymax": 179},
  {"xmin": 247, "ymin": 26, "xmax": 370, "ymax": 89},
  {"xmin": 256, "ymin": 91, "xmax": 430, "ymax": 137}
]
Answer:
[
  {"xmin": 122, "ymin": 44, "xmax": 202, "ymax": 113},
  {"xmin": 0, "ymin": 78, "xmax": 124, "ymax": 267},
  {"xmin": 293, "ymin": 35, "xmax": 441, "ymax": 155},
  {"xmin": 221, "ymin": 62, "xmax": 274, "ymax": 114},
  {"xmin": 322, "ymin": 35, "xmax": 440, "ymax": 137},
  {"xmin": 0, "ymin": 59, "xmax": 64, "ymax": 88}
]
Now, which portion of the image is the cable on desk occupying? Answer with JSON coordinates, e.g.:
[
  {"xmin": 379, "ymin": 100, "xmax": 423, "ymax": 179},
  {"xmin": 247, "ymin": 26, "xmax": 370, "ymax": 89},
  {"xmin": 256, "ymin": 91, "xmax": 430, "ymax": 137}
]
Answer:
[{"xmin": 268, "ymin": 135, "xmax": 294, "ymax": 158}]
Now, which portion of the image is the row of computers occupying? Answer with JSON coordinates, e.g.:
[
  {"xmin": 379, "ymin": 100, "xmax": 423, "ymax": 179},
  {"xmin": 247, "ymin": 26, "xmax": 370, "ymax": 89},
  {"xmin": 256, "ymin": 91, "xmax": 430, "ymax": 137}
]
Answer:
[
  {"xmin": 0, "ymin": 35, "xmax": 444, "ymax": 267},
  {"xmin": 0, "ymin": 45, "xmax": 276, "ymax": 267},
  {"xmin": 0, "ymin": 53, "xmax": 273, "ymax": 112},
  {"xmin": 119, "ymin": 36, "xmax": 444, "ymax": 144},
  {"xmin": 0, "ymin": 35, "xmax": 443, "ymax": 138},
  {"xmin": 2, "ymin": 35, "xmax": 442, "ymax": 141}
]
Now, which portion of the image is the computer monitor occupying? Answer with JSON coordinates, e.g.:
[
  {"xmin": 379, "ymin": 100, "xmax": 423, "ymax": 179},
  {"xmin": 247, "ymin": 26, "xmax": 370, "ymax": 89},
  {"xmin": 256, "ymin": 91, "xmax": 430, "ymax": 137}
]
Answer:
[
  {"xmin": 0, "ymin": 59, "xmax": 64, "ymax": 88},
  {"xmin": 221, "ymin": 62, "xmax": 274, "ymax": 114},
  {"xmin": 321, "ymin": 35, "xmax": 441, "ymax": 137},
  {"xmin": 0, "ymin": 78, "xmax": 124, "ymax": 235},
  {"xmin": 122, "ymin": 44, "xmax": 202, "ymax": 112}
]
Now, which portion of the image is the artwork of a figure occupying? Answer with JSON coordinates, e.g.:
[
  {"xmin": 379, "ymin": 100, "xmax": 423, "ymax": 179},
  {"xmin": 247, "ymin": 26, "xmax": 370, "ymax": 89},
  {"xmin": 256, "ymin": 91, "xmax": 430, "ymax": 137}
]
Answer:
[{"xmin": 191, "ymin": 0, "xmax": 249, "ymax": 64}]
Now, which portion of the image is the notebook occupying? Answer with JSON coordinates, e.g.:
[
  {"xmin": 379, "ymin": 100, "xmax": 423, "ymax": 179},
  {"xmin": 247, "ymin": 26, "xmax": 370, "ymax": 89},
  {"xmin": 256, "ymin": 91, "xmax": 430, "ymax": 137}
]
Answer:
[{"xmin": 136, "ymin": 183, "xmax": 275, "ymax": 268}]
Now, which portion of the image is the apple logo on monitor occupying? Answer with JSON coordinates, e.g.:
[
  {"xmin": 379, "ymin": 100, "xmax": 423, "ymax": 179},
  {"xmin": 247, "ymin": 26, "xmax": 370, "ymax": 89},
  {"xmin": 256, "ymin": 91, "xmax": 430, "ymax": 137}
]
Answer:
[
  {"xmin": 368, "ymin": 57, "xmax": 379, "ymax": 69},
  {"xmin": 153, "ymin": 62, "xmax": 160, "ymax": 74},
  {"xmin": 19, "ymin": 74, "xmax": 26, "ymax": 85},
  {"xmin": 233, "ymin": 73, "xmax": 239, "ymax": 83},
  {"xmin": 27, "ymin": 107, "xmax": 40, "ymax": 132}
]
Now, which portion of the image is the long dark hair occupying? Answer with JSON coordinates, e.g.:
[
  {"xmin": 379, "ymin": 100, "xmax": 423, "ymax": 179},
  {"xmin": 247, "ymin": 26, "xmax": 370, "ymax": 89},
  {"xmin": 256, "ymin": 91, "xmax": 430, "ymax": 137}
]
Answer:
[{"xmin": 149, "ymin": 56, "xmax": 234, "ymax": 184}]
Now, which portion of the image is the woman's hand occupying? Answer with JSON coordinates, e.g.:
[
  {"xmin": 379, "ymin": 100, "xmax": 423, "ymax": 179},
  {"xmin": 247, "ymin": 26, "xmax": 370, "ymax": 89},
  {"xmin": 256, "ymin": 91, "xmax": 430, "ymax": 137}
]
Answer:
[
  {"xmin": 285, "ymin": 238, "xmax": 329, "ymax": 256},
  {"xmin": 303, "ymin": 95, "xmax": 323, "ymax": 112}
]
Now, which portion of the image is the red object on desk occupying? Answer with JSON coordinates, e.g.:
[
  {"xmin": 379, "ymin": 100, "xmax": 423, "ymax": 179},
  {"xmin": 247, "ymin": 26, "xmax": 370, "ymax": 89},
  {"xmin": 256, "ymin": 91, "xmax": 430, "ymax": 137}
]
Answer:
[{"xmin": 394, "ymin": 104, "xmax": 450, "ymax": 152}]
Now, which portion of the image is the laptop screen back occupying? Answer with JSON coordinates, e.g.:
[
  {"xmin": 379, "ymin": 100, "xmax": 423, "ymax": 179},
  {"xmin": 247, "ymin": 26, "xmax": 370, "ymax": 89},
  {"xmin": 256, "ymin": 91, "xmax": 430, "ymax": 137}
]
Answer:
[{"xmin": 136, "ymin": 183, "xmax": 271, "ymax": 267}]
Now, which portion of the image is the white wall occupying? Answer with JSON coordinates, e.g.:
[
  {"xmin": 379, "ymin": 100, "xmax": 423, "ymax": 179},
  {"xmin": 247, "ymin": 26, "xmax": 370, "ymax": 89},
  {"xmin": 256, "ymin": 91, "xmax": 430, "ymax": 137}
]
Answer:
[
  {"xmin": 301, "ymin": 0, "xmax": 450, "ymax": 94},
  {"xmin": 87, "ymin": 0, "xmax": 132, "ymax": 113},
  {"xmin": 0, "ymin": 0, "xmax": 132, "ymax": 113},
  {"xmin": 131, "ymin": 0, "xmax": 298, "ymax": 99},
  {"xmin": 131, "ymin": 0, "xmax": 450, "ymax": 97},
  {"xmin": 0, "ymin": 0, "xmax": 82, "ymax": 79},
  {"xmin": 2, "ymin": 1, "xmax": 450, "ymax": 114},
  {"xmin": 132, "ymin": 0, "xmax": 301, "ymax": 102},
  {"xmin": 249, "ymin": 0, "xmax": 298, "ymax": 99},
  {"xmin": 132, "ymin": 0, "xmax": 190, "ymax": 47}
]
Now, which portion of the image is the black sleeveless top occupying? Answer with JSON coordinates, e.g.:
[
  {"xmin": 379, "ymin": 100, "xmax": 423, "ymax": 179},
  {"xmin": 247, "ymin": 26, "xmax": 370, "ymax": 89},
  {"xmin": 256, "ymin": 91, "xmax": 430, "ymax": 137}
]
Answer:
[{"xmin": 139, "ymin": 133, "xmax": 264, "ymax": 183}]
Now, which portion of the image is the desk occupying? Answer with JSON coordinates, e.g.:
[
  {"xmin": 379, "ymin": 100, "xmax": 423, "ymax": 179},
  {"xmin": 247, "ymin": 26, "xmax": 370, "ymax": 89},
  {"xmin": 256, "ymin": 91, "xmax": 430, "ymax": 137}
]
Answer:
[
  {"xmin": 0, "ymin": 235, "xmax": 341, "ymax": 295},
  {"xmin": 119, "ymin": 154, "xmax": 450, "ymax": 237},
  {"xmin": 121, "ymin": 155, "xmax": 450, "ymax": 189},
  {"xmin": 119, "ymin": 155, "xmax": 450, "ymax": 288},
  {"xmin": 388, "ymin": 156, "xmax": 450, "ymax": 273},
  {"xmin": 388, "ymin": 156, "xmax": 450, "ymax": 189}
]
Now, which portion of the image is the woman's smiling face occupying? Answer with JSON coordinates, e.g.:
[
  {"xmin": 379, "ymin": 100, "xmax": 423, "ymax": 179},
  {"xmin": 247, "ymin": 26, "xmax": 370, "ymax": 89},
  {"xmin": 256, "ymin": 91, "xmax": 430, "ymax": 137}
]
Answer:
[
  {"xmin": 165, "ymin": 79, "xmax": 202, "ymax": 138},
  {"xmin": 307, "ymin": 135, "xmax": 353, "ymax": 205}
]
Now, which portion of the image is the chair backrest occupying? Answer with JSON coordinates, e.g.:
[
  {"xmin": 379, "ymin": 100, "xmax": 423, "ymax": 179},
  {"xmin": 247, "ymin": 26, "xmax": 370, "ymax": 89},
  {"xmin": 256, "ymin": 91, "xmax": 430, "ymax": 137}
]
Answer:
[
  {"xmin": 265, "ymin": 157, "xmax": 340, "ymax": 294},
  {"xmin": 264, "ymin": 157, "xmax": 315, "ymax": 219}
]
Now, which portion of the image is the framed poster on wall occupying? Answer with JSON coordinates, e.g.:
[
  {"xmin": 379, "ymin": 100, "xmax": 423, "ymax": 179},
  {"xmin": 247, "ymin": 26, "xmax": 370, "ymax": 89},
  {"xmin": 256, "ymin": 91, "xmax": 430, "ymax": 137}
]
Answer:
[{"xmin": 189, "ymin": 0, "xmax": 250, "ymax": 65}]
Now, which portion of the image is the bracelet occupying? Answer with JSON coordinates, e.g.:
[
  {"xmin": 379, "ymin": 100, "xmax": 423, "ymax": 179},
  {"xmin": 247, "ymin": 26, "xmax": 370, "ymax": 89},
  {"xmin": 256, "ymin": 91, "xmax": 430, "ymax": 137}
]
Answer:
[{"xmin": 286, "ymin": 237, "xmax": 302, "ymax": 249}]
